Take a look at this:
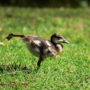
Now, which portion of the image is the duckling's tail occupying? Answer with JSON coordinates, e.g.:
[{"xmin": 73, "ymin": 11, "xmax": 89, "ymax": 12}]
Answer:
[{"xmin": 6, "ymin": 33, "xmax": 25, "ymax": 40}]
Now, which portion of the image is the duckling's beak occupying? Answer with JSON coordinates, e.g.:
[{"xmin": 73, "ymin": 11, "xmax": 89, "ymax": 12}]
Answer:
[{"xmin": 62, "ymin": 39, "xmax": 69, "ymax": 44}]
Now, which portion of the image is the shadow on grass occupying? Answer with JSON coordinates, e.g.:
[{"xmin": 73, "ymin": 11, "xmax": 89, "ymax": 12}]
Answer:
[{"xmin": 0, "ymin": 64, "xmax": 35, "ymax": 76}]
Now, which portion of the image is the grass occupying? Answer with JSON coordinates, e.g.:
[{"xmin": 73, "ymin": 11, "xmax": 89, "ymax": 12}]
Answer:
[{"xmin": 0, "ymin": 7, "xmax": 90, "ymax": 90}]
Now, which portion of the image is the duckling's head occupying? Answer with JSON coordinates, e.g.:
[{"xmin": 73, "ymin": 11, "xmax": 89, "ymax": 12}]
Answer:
[{"xmin": 51, "ymin": 33, "xmax": 69, "ymax": 45}]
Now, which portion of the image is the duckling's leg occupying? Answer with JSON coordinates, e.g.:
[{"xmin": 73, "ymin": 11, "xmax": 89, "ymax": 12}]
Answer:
[
  {"xmin": 37, "ymin": 46, "xmax": 45, "ymax": 69},
  {"xmin": 37, "ymin": 56, "xmax": 44, "ymax": 68}
]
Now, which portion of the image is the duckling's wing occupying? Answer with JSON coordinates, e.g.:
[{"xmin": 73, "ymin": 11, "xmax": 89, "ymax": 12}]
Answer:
[
  {"xmin": 32, "ymin": 40, "xmax": 41, "ymax": 47},
  {"xmin": 41, "ymin": 40, "xmax": 57, "ymax": 56},
  {"xmin": 31, "ymin": 36, "xmax": 51, "ymax": 47},
  {"xmin": 48, "ymin": 47, "xmax": 57, "ymax": 56},
  {"xmin": 31, "ymin": 38, "xmax": 56, "ymax": 57},
  {"xmin": 44, "ymin": 40, "xmax": 52, "ymax": 47}
]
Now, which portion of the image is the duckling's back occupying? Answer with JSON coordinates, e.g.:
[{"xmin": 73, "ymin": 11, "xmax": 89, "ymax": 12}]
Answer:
[{"xmin": 23, "ymin": 36, "xmax": 58, "ymax": 58}]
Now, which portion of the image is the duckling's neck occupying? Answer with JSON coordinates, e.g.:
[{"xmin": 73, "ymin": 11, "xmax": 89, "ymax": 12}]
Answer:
[
  {"xmin": 56, "ymin": 44, "xmax": 63, "ymax": 52},
  {"xmin": 52, "ymin": 42, "xmax": 63, "ymax": 52}
]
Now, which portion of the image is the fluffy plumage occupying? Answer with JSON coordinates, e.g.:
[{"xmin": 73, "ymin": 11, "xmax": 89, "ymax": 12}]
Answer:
[{"xmin": 6, "ymin": 33, "xmax": 69, "ymax": 69}]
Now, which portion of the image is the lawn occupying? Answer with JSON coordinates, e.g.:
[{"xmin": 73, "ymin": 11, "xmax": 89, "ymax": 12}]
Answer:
[{"xmin": 0, "ymin": 7, "xmax": 90, "ymax": 90}]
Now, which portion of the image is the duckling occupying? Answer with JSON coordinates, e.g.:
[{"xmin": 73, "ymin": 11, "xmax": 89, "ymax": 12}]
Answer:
[{"xmin": 6, "ymin": 33, "xmax": 69, "ymax": 68}]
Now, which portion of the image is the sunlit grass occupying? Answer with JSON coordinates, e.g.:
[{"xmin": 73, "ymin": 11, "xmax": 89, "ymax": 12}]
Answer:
[{"xmin": 0, "ymin": 7, "xmax": 90, "ymax": 89}]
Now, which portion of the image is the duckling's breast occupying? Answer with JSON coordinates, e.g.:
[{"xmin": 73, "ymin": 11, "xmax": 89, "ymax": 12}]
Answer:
[{"xmin": 56, "ymin": 44, "xmax": 63, "ymax": 52}]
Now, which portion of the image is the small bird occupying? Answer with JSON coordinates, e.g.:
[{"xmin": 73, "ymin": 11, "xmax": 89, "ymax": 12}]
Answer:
[{"xmin": 6, "ymin": 33, "xmax": 69, "ymax": 69}]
